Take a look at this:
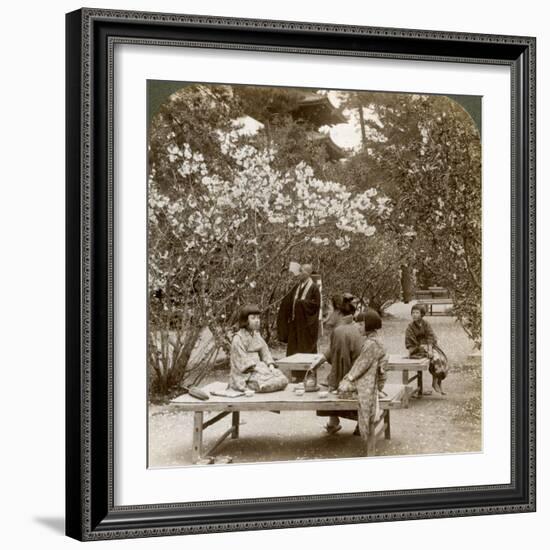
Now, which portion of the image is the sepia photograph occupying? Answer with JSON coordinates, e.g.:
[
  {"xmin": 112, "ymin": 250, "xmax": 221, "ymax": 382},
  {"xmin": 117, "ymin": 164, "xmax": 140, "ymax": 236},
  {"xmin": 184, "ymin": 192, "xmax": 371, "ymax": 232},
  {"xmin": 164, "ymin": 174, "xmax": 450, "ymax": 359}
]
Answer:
[{"xmin": 146, "ymin": 81, "xmax": 482, "ymax": 467}]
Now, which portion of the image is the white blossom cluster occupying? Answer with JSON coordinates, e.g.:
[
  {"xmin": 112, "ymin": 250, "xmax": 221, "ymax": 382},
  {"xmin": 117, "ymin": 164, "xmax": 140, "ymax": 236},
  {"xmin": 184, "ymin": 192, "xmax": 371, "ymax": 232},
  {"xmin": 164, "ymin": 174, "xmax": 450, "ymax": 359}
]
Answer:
[{"xmin": 148, "ymin": 134, "xmax": 388, "ymax": 292}]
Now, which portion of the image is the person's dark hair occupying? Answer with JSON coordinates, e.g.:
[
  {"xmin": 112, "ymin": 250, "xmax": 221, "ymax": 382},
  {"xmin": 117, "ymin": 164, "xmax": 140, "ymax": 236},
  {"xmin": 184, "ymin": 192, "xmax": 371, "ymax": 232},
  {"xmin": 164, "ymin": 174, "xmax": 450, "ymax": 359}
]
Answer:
[
  {"xmin": 411, "ymin": 303, "xmax": 426, "ymax": 317},
  {"xmin": 331, "ymin": 294, "xmax": 343, "ymax": 312},
  {"xmin": 340, "ymin": 293, "xmax": 357, "ymax": 316},
  {"xmin": 363, "ymin": 308, "xmax": 382, "ymax": 332},
  {"xmin": 238, "ymin": 304, "xmax": 261, "ymax": 329}
]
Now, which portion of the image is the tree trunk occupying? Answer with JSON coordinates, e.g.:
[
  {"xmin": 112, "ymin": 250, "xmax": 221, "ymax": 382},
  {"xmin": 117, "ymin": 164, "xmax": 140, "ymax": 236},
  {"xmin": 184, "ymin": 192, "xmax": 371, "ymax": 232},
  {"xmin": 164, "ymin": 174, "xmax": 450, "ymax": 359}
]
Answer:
[
  {"xmin": 400, "ymin": 264, "xmax": 413, "ymax": 303},
  {"xmin": 163, "ymin": 326, "xmax": 202, "ymax": 392},
  {"xmin": 357, "ymin": 100, "xmax": 367, "ymax": 147}
]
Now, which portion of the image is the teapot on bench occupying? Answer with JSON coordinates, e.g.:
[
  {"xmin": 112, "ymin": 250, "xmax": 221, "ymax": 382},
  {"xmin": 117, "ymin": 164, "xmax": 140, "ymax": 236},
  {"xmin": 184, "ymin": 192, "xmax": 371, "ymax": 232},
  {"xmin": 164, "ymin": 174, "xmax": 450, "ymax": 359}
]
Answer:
[{"xmin": 303, "ymin": 369, "xmax": 320, "ymax": 392}]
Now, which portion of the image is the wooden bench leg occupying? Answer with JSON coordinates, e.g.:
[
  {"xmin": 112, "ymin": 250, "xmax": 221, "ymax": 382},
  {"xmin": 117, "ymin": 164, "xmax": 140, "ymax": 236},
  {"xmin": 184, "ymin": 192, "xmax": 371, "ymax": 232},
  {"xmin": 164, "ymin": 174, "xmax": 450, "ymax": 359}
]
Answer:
[
  {"xmin": 384, "ymin": 410, "xmax": 391, "ymax": 440},
  {"xmin": 231, "ymin": 411, "xmax": 240, "ymax": 439},
  {"xmin": 192, "ymin": 411, "xmax": 204, "ymax": 464},
  {"xmin": 418, "ymin": 370, "xmax": 423, "ymax": 396},
  {"xmin": 403, "ymin": 369, "xmax": 421, "ymax": 398}
]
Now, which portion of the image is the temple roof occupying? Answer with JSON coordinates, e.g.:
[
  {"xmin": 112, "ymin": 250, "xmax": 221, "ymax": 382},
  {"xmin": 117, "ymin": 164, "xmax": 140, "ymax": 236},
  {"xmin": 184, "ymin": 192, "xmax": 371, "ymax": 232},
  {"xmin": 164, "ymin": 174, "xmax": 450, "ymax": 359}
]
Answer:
[
  {"xmin": 291, "ymin": 93, "xmax": 347, "ymax": 127},
  {"xmin": 307, "ymin": 131, "xmax": 347, "ymax": 161}
]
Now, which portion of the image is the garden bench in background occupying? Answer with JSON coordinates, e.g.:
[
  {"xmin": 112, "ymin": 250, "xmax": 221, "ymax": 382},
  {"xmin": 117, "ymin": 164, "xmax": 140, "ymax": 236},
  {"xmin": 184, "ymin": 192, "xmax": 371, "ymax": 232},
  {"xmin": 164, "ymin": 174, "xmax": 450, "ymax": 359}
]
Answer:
[{"xmin": 415, "ymin": 286, "xmax": 454, "ymax": 315}]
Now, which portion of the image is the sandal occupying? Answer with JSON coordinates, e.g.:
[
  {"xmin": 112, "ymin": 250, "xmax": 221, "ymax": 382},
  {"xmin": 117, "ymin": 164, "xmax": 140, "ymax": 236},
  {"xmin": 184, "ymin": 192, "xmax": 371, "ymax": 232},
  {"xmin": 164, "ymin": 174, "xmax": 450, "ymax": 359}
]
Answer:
[{"xmin": 324, "ymin": 423, "xmax": 342, "ymax": 435}]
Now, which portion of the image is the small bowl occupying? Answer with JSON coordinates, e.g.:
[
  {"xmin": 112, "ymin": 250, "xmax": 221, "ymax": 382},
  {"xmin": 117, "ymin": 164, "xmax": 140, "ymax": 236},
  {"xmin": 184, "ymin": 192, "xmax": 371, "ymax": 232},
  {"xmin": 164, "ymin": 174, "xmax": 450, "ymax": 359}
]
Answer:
[
  {"xmin": 318, "ymin": 391, "xmax": 328, "ymax": 399},
  {"xmin": 295, "ymin": 389, "xmax": 305, "ymax": 396},
  {"xmin": 244, "ymin": 389, "xmax": 255, "ymax": 397},
  {"xmin": 294, "ymin": 383, "xmax": 304, "ymax": 391}
]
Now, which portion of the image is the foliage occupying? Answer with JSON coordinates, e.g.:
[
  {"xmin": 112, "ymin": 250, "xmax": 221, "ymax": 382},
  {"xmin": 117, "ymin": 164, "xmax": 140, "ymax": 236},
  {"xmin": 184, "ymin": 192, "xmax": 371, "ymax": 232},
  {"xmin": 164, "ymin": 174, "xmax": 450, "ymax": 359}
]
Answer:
[
  {"xmin": 148, "ymin": 86, "xmax": 383, "ymax": 394},
  {"xmin": 147, "ymin": 84, "xmax": 482, "ymax": 398},
  {"xmin": 320, "ymin": 231, "xmax": 407, "ymax": 313},
  {"xmin": 342, "ymin": 92, "xmax": 482, "ymax": 343}
]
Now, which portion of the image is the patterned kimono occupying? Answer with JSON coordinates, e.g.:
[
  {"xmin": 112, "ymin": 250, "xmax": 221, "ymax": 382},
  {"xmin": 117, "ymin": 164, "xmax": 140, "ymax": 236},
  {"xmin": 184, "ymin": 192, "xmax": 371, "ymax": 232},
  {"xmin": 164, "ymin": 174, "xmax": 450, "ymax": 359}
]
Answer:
[
  {"xmin": 405, "ymin": 319, "xmax": 448, "ymax": 381},
  {"xmin": 229, "ymin": 328, "xmax": 275, "ymax": 391},
  {"xmin": 405, "ymin": 319, "xmax": 437, "ymax": 357},
  {"xmin": 345, "ymin": 334, "xmax": 388, "ymax": 441},
  {"xmin": 229, "ymin": 328, "xmax": 288, "ymax": 392}
]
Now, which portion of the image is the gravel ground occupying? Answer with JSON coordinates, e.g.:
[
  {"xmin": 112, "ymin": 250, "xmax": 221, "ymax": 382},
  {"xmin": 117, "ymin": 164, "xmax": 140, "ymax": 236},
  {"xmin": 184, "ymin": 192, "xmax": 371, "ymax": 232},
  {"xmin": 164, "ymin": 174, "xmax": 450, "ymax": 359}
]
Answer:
[{"xmin": 148, "ymin": 307, "xmax": 481, "ymax": 467}]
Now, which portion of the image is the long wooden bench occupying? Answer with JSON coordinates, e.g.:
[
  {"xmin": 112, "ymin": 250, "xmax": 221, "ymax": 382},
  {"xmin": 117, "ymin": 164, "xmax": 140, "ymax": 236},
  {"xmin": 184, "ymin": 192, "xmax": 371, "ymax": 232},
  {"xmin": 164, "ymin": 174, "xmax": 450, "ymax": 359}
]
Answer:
[{"xmin": 170, "ymin": 381, "xmax": 409, "ymax": 463}]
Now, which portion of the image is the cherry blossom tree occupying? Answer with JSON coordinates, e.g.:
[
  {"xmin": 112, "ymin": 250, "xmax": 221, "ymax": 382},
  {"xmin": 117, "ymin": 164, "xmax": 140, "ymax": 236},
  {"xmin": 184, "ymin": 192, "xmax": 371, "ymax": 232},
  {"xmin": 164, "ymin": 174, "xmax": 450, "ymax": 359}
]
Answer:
[{"xmin": 148, "ymin": 125, "xmax": 383, "ymax": 394}]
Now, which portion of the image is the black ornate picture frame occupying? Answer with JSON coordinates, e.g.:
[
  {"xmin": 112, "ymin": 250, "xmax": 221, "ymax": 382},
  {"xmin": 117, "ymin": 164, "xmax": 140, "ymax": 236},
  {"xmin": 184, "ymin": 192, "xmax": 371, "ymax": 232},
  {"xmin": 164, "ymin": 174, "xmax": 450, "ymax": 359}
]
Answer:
[{"xmin": 65, "ymin": 8, "xmax": 536, "ymax": 541}]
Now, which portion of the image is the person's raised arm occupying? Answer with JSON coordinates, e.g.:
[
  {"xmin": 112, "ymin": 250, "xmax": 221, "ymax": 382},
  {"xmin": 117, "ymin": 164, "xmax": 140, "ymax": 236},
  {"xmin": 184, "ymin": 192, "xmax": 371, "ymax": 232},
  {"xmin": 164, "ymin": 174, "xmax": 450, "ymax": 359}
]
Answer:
[{"xmin": 308, "ymin": 351, "xmax": 328, "ymax": 372}]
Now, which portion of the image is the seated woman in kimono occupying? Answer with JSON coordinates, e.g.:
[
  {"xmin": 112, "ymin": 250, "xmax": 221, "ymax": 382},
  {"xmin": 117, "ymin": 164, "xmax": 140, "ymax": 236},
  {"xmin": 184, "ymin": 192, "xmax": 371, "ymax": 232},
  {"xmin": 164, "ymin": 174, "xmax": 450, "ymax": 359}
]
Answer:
[
  {"xmin": 229, "ymin": 304, "xmax": 288, "ymax": 393},
  {"xmin": 405, "ymin": 303, "xmax": 448, "ymax": 394}
]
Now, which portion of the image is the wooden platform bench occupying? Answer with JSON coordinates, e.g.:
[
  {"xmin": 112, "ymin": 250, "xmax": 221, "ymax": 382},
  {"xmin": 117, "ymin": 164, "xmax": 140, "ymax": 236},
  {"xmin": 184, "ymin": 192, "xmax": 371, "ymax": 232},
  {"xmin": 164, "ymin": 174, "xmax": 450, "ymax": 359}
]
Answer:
[
  {"xmin": 275, "ymin": 352, "xmax": 324, "ymax": 382},
  {"xmin": 385, "ymin": 354, "xmax": 431, "ymax": 397},
  {"xmin": 276, "ymin": 353, "xmax": 430, "ymax": 398},
  {"xmin": 170, "ymin": 381, "xmax": 409, "ymax": 463}
]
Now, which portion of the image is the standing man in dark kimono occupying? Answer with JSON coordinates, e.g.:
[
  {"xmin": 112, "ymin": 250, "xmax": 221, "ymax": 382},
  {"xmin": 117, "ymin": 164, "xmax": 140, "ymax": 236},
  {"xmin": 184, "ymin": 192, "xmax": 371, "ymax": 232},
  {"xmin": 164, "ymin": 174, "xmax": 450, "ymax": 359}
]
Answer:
[{"xmin": 277, "ymin": 263, "xmax": 321, "ymax": 357}]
